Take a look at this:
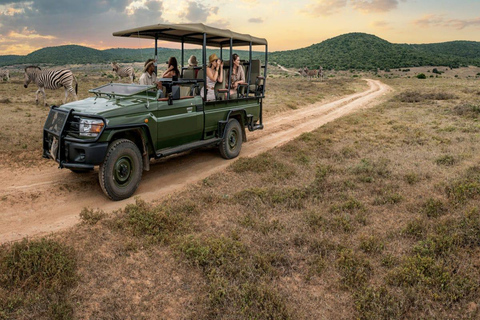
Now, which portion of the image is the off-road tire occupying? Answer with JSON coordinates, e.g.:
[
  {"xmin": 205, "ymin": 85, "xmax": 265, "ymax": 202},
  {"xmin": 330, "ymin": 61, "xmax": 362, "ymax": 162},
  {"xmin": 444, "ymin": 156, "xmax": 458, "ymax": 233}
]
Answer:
[
  {"xmin": 219, "ymin": 118, "xmax": 242, "ymax": 159},
  {"xmin": 99, "ymin": 139, "xmax": 143, "ymax": 201}
]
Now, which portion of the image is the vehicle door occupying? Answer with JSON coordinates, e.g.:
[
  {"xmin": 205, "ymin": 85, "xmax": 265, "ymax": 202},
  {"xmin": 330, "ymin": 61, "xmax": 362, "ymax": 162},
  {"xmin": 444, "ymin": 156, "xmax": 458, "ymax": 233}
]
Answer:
[{"xmin": 154, "ymin": 88, "xmax": 204, "ymax": 150}]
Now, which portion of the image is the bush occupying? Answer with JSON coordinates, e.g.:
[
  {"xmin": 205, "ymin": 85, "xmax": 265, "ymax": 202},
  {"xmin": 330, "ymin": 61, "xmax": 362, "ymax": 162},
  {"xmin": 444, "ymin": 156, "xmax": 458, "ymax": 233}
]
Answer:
[
  {"xmin": 416, "ymin": 73, "xmax": 427, "ymax": 79},
  {"xmin": 0, "ymin": 238, "xmax": 77, "ymax": 319}
]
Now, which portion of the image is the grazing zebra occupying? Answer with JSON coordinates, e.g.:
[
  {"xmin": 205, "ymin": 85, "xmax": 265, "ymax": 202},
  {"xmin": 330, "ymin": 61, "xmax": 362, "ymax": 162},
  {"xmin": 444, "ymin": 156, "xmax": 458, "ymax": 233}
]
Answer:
[
  {"xmin": 23, "ymin": 66, "xmax": 78, "ymax": 106},
  {"xmin": 303, "ymin": 67, "xmax": 318, "ymax": 79},
  {"xmin": 0, "ymin": 70, "xmax": 9, "ymax": 81},
  {"xmin": 111, "ymin": 62, "xmax": 135, "ymax": 83},
  {"xmin": 318, "ymin": 66, "xmax": 324, "ymax": 81}
]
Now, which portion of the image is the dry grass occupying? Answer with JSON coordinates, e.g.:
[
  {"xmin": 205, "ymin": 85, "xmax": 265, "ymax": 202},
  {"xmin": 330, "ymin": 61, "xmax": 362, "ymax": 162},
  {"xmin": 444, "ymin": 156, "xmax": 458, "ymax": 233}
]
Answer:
[
  {"xmin": 2, "ymin": 72, "xmax": 480, "ymax": 319},
  {"xmin": 0, "ymin": 65, "xmax": 365, "ymax": 168}
]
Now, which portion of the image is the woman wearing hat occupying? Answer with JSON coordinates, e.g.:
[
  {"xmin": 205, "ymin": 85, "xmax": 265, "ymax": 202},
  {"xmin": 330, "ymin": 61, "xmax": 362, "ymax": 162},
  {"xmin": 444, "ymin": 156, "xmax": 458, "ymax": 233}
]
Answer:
[
  {"xmin": 188, "ymin": 55, "xmax": 198, "ymax": 68},
  {"xmin": 139, "ymin": 58, "xmax": 163, "ymax": 97},
  {"xmin": 201, "ymin": 53, "xmax": 223, "ymax": 101},
  {"xmin": 140, "ymin": 59, "xmax": 159, "ymax": 86}
]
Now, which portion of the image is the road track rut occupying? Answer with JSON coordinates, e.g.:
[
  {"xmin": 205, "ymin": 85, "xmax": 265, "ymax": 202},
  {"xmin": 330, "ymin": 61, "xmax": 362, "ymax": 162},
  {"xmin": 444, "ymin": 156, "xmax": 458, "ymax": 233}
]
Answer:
[{"xmin": 0, "ymin": 79, "xmax": 391, "ymax": 243}]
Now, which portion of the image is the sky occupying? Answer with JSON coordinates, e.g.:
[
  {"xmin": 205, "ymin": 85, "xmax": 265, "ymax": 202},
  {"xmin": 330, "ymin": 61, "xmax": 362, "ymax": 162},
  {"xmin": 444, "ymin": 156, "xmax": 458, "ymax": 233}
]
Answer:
[{"xmin": 1, "ymin": 0, "xmax": 480, "ymax": 55}]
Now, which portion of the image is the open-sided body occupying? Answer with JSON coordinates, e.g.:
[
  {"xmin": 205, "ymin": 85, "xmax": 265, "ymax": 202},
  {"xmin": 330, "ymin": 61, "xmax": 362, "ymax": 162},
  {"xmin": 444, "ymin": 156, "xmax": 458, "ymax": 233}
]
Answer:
[{"xmin": 42, "ymin": 23, "xmax": 268, "ymax": 200}]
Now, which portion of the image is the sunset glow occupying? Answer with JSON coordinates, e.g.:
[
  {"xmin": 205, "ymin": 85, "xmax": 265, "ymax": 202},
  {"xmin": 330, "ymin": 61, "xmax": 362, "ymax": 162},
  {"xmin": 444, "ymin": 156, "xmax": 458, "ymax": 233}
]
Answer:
[{"xmin": 1, "ymin": 0, "xmax": 479, "ymax": 55}]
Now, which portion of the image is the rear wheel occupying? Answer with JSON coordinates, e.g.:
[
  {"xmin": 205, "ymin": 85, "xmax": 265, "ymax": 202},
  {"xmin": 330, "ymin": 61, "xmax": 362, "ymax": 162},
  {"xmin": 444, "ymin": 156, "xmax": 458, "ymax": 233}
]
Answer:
[
  {"xmin": 99, "ymin": 139, "xmax": 143, "ymax": 201},
  {"xmin": 219, "ymin": 118, "xmax": 242, "ymax": 159}
]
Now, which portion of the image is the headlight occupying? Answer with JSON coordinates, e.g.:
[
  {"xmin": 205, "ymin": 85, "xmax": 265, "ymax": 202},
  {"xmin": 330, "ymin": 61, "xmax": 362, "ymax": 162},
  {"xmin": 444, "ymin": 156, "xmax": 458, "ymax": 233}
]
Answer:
[{"xmin": 79, "ymin": 118, "xmax": 104, "ymax": 137}]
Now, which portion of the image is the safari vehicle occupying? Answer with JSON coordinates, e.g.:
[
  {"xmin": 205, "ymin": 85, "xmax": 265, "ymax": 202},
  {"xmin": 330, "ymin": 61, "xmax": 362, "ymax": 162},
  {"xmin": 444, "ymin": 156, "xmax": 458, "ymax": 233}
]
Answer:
[{"xmin": 43, "ymin": 23, "xmax": 268, "ymax": 200}]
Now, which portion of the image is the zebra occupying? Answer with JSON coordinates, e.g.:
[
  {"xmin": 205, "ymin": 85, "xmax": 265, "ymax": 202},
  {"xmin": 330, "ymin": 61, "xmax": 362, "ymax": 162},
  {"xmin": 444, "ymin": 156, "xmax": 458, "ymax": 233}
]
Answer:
[
  {"xmin": 318, "ymin": 66, "xmax": 324, "ymax": 81},
  {"xmin": 23, "ymin": 66, "xmax": 78, "ymax": 106},
  {"xmin": 111, "ymin": 62, "xmax": 135, "ymax": 83},
  {"xmin": 303, "ymin": 67, "xmax": 318, "ymax": 80},
  {"xmin": 0, "ymin": 69, "xmax": 9, "ymax": 81}
]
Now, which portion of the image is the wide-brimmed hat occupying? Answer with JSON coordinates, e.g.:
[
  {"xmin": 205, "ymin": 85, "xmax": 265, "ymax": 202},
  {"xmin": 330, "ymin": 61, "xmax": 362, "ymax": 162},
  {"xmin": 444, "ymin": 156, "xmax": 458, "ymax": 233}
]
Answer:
[
  {"xmin": 208, "ymin": 53, "xmax": 219, "ymax": 64},
  {"xmin": 188, "ymin": 55, "xmax": 198, "ymax": 66},
  {"xmin": 144, "ymin": 59, "xmax": 155, "ymax": 72}
]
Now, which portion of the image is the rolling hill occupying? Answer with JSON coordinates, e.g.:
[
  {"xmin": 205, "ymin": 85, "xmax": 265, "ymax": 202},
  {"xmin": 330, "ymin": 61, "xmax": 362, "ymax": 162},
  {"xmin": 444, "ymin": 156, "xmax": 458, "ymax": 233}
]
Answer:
[
  {"xmin": 1, "ymin": 33, "xmax": 480, "ymax": 70},
  {"xmin": 269, "ymin": 33, "xmax": 480, "ymax": 70}
]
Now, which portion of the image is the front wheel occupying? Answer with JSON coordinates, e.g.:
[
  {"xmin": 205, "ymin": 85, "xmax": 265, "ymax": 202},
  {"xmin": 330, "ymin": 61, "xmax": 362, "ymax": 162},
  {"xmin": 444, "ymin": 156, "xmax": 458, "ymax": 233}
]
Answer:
[
  {"xmin": 99, "ymin": 139, "xmax": 143, "ymax": 201},
  {"xmin": 219, "ymin": 118, "xmax": 243, "ymax": 159}
]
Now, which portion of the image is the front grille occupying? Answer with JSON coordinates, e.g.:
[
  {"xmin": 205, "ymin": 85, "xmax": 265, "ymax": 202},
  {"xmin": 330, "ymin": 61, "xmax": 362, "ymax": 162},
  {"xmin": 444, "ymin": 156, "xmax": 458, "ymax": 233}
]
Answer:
[{"xmin": 44, "ymin": 108, "xmax": 69, "ymax": 136}]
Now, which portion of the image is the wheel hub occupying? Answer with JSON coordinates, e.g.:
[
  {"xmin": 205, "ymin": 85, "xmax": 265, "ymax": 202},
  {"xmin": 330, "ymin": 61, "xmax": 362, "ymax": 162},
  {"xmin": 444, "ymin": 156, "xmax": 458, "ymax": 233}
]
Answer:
[
  {"xmin": 114, "ymin": 157, "xmax": 132, "ymax": 185},
  {"xmin": 228, "ymin": 131, "xmax": 237, "ymax": 149}
]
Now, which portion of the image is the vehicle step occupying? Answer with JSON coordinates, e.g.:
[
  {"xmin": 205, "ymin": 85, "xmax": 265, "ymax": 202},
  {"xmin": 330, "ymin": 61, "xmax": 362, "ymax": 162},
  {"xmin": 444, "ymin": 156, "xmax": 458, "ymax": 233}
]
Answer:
[
  {"xmin": 61, "ymin": 163, "xmax": 95, "ymax": 170},
  {"xmin": 156, "ymin": 138, "xmax": 222, "ymax": 158}
]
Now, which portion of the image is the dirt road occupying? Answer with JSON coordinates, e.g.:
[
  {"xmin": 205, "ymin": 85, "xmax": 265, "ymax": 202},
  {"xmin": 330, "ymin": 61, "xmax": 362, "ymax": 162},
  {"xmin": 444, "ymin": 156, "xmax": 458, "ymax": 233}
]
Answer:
[{"xmin": 0, "ymin": 79, "xmax": 391, "ymax": 243}]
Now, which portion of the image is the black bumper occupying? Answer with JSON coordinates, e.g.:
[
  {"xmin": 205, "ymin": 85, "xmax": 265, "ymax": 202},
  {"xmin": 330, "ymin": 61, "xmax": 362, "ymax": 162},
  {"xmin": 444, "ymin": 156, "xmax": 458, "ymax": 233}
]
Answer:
[
  {"xmin": 43, "ymin": 106, "xmax": 108, "ymax": 170},
  {"xmin": 63, "ymin": 141, "xmax": 109, "ymax": 168}
]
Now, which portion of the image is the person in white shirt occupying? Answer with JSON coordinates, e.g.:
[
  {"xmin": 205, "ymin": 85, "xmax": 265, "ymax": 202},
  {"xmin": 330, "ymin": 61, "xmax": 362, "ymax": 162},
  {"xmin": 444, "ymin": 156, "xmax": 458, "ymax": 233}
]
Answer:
[{"xmin": 139, "ymin": 59, "xmax": 163, "ymax": 98}]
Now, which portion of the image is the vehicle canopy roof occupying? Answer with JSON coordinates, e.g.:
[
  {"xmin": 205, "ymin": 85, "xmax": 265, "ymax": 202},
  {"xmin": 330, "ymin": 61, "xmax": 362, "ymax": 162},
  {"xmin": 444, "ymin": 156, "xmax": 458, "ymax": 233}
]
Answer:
[{"xmin": 113, "ymin": 23, "xmax": 267, "ymax": 47}]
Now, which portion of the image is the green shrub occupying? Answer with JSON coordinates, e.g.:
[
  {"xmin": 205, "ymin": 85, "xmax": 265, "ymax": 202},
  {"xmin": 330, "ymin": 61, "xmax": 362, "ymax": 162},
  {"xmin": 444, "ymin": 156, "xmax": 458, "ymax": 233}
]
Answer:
[
  {"xmin": 435, "ymin": 155, "xmax": 456, "ymax": 166},
  {"xmin": 416, "ymin": 73, "xmax": 427, "ymax": 79},
  {"xmin": 0, "ymin": 238, "xmax": 77, "ymax": 319},
  {"xmin": 336, "ymin": 249, "xmax": 372, "ymax": 288},
  {"xmin": 115, "ymin": 198, "xmax": 188, "ymax": 244},
  {"xmin": 422, "ymin": 198, "xmax": 447, "ymax": 218},
  {"xmin": 79, "ymin": 207, "xmax": 106, "ymax": 225}
]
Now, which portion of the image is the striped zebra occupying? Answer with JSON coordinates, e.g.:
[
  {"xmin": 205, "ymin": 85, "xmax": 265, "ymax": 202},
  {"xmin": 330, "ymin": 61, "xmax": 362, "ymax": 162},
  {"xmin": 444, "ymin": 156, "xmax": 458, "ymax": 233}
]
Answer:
[
  {"xmin": 0, "ymin": 69, "xmax": 9, "ymax": 81},
  {"xmin": 24, "ymin": 66, "xmax": 78, "ymax": 106},
  {"xmin": 111, "ymin": 62, "xmax": 135, "ymax": 83}
]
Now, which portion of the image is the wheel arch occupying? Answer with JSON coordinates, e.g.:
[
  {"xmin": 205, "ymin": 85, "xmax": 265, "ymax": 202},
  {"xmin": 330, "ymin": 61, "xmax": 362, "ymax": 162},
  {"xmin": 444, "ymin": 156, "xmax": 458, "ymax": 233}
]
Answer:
[
  {"xmin": 221, "ymin": 109, "xmax": 247, "ymax": 142},
  {"xmin": 106, "ymin": 125, "xmax": 154, "ymax": 171}
]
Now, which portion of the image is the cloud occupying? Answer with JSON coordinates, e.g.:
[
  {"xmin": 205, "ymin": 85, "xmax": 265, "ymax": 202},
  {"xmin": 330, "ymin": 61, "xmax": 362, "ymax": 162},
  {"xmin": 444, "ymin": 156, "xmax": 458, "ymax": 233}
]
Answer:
[
  {"xmin": 371, "ymin": 20, "xmax": 391, "ymax": 29},
  {"xmin": 248, "ymin": 17, "xmax": 263, "ymax": 23},
  {"xmin": 209, "ymin": 19, "xmax": 230, "ymax": 29},
  {"xmin": 0, "ymin": 0, "xmax": 169, "ymax": 54},
  {"xmin": 413, "ymin": 14, "xmax": 445, "ymax": 28},
  {"xmin": 303, "ymin": 0, "xmax": 403, "ymax": 16},
  {"xmin": 302, "ymin": 0, "xmax": 347, "ymax": 17},
  {"xmin": 179, "ymin": 1, "xmax": 218, "ymax": 23},
  {"xmin": 413, "ymin": 14, "xmax": 480, "ymax": 30},
  {"xmin": 351, "ymin": 0, "xmax": 400, "ymax": 13}
]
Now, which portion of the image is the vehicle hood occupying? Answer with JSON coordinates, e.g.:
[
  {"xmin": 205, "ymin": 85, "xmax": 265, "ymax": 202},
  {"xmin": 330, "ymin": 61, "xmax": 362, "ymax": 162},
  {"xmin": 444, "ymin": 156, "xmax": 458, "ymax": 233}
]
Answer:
[{"xmin": 58, "ymin": 96, "xmax": 152, "ymax": 116}]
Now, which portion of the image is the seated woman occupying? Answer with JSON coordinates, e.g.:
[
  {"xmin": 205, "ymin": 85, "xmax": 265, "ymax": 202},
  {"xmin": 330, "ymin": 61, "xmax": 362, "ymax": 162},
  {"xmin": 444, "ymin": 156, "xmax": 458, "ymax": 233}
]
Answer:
[
  {"xmin": 201, "ymin": 53, "xmax": 224, "ymax": 101},
  {"xmin": 228, "ymin": 53, "xmax": 246, "ymax": 97},
  {"xmin": 162, "ymin": 57, "xmax": 180, "ymax": 79}
]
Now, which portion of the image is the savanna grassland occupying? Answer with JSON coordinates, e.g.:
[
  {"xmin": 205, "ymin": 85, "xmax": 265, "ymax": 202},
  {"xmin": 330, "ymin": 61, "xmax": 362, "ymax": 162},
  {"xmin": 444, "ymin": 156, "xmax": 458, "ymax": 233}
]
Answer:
[
  {"xmin": 0, "ymin": 64, "xmax": 362, "ymax": 169},
  {"xmin": 1, "ymin": 69, "xmax": 480, "ymax": 319}
]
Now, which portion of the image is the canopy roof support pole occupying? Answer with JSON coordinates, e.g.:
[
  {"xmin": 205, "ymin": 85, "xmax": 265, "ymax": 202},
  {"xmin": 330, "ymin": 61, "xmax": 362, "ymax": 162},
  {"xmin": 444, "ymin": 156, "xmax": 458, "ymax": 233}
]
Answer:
[
  {"xmin": 181, "ymin": 39, "xmax": 185, "ymax": 69},
  {"xmin": 154, "ymin": 35, "xmax": 158, "ymax": 75},
  {"xmin": 227, "ymin": 38, "xmax": 233, "ymax": 100},
  {"xmin": 247, "ymin": 41, "xmax": 252, "ymax": 96},
  {"xmin": 263, "ymin": 44, "xmax": 268, "ymax": 97},
  {"xmin": 203, "ymin": 33, "xmax": 207, "ymax": 101}
]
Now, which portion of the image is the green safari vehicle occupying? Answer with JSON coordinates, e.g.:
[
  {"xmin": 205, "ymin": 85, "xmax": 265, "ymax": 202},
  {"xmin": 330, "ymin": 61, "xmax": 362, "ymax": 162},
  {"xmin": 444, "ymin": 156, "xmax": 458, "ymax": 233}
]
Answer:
[{"xmin": 43, "ymin": 23, "xmax": 267, "ymax": 200}]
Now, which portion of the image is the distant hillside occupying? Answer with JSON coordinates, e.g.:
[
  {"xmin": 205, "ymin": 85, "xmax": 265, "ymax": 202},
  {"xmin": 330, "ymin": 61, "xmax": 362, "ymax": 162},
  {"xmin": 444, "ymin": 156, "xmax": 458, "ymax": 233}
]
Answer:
[
  {"xmin": 410, "ymin": 41, "xmax": 480, "ymax": 60},
  {"xmin": 269, "ymin": 33, "xmax": 480, "ymax": 70},
  {"xmin": 26, "ymin": 45, "xmax": 114, "ymax": 65},
  {"xmin": 1, "ymin": 34, "xmax": 480, "ymax": 70},
  {"xmin": 0, "ymin": 46, "xmax": 264, "ymax": 67}
]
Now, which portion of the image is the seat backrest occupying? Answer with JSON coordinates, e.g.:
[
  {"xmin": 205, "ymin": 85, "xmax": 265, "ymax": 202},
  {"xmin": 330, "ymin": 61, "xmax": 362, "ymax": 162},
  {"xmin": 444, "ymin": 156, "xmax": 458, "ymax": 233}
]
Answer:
[
  {"xmin": 179, "ymin": 85, "xmax": 191, "ymax": 97},
  {"xmin": 248, "ymin": 60, "xmax": 261, "ymax": 85},
  {"xmin": 196, "ymin": 68, "xmax": 204, "ymax": 80},
  {"xmin": 183, "ymin": 68, "xmax": 195, "ymax": 79}
]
